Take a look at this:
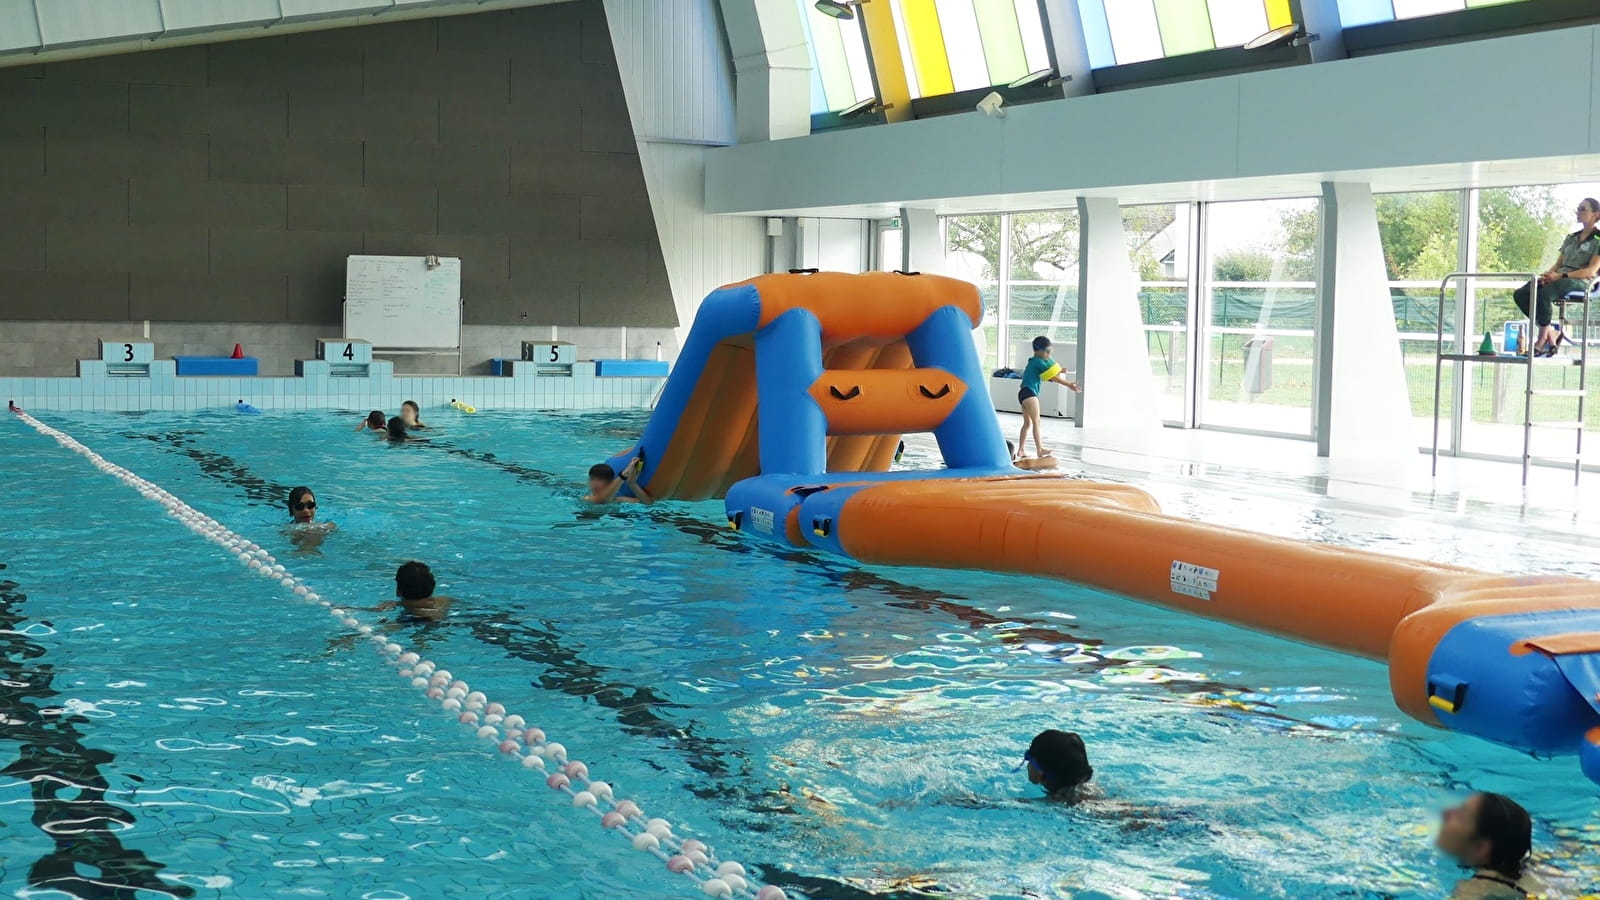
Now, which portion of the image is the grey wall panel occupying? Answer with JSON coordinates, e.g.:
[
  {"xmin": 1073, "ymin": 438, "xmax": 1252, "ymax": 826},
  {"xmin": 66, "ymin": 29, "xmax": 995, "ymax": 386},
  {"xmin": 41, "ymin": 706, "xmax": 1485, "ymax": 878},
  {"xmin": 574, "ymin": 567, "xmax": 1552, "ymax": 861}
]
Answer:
[
  {"xmin": 442, "ymin": 97, "xmax": 582, "ymax": 146},
  {"xmin": 495, "ymin": 277, "xmax": 580, "ymax": 324},
  {"xmin": 511, "ymin": 147, "xmax": 645, "ymax": 196},
  {"xmin": 0, "ymin": 127, "xmax": 44, "ymax": 175},
  {"xmin": 47, "ymin": 224, "xmax": 208, "ymax": 274},
  {"xmin": 0, "ymin": 176, "xmax": 127, "ymax": 224},
  {"xmin": 48, "ymin": 133, "xmax": 208, "ymax": 178},
  {"xmin": 0, "ymin": 78, "xmax": 129, "ymax": 135},
  {"xmin": 580, "ymin": 103, "xmax": 636, "ymax": 154},
  {"xmin": 580, "ymin": 282, "xmax": 673, "ymax": 326},
  {"xmin": 209, "ymin": 137, "xmax": 364, "ymax": 186},
  {"xmin": 131, "ymin": 84, "xmax": 288, "ymax": 137},
  {"xmin": 210, "ymin": 228, "xmax": 362, "ymax": 275},
  {"xmin": 208, "ymin": 36, "xmax": 364, "ymax": 93},
  {"xmin": 41, "ymin": 46, "xmax": 208, "ymax": 86},
  {"xmin": 439, "ymin": 189, "xmax": 579, "ymax": 237},
  {"xmin": 0, "ymin": 222, "xmax": 47, "ymax": 272},
  {"xmin": 289, "ymin": 90, "xmax": 440, "ymax": 142},
  {"xmin": 0, "ymin": 1, "xmax": 673, "ymax": 331},
  {"xmin": 130, "ymin": 178, "xmax": 287, "ymax": 228},
  {"xmin": 130, "ymin": 273, "xmax": 290, "ymax": 322},
  {"xmin": 579, "ymin": 194, "xmax": 654, "ymax": 240},
  {"xmin": 364, "ymin": 141, "xmax": 510, "ymax": 189},
  {"xmin": 364, "ymin": 48, "xmax": 512, "ymax": 102},
  {"xmin": 287, "ymin": 268, "xmax": 347, "ymax": 324},
  {"xmin": 286, "ymin": 185, "xmax": 438, "ymax": 233},
  {"xmin": 2, "ymin": 272, "xmax": 129, "ymax": 320}
]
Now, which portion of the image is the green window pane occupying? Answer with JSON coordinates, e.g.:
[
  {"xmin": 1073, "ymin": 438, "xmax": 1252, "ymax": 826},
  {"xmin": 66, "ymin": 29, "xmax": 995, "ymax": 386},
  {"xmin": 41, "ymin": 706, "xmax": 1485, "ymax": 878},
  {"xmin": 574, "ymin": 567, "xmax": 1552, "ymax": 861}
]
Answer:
[
  {"xmin": 972, "ymin": 0, "xmax": 1028, "ymax": 85},
  {"xmin": 1154, "ymin": 0, "xmax": 1216, "ymax": 57}
]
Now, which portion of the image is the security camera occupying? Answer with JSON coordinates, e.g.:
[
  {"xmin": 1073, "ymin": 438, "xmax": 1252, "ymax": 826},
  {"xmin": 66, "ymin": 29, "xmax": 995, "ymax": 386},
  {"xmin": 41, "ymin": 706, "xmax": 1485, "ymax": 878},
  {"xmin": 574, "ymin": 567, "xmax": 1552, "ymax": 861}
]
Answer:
[{"xmin": 976, "ymin": 91, "xmax": 1006, "ymax": 118}]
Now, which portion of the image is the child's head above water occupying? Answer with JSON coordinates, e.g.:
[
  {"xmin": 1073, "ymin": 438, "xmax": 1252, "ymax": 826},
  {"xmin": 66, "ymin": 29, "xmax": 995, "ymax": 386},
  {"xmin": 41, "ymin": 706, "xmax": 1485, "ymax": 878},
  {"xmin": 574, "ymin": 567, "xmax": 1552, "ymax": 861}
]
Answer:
[
  {"xmin": 395, "ymin": 561, "xmax": 436, "ymax": 601},
  {"xmin": 588, "ymin": 463, "xmax": 616, "ymax": 494},
  {"xmin": 1024, "ymin": 729, "xmax": 1092, "ymax": 797},
  {"xmin": 1032, "ymin": 335, "xmax": 1052, "ymax": 357}
]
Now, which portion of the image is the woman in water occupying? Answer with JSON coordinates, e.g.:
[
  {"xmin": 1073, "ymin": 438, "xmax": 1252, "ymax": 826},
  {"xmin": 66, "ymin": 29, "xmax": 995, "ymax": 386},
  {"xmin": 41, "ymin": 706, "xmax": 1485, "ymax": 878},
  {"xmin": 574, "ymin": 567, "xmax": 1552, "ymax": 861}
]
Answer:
[
  {"xmin": 1436, "ymin": 792, "xmax": 1534, "ymax": 898},
  {"xmin": 355, "ymin": 410, "xmax": 386, "ymax": 432},
  {"xmin": 286, "ymin": 485, "xmax": 334, "ymax": 550},
  {"xmin": 399, "ymin": 400, "xmax": 427, "ymax": 429}
]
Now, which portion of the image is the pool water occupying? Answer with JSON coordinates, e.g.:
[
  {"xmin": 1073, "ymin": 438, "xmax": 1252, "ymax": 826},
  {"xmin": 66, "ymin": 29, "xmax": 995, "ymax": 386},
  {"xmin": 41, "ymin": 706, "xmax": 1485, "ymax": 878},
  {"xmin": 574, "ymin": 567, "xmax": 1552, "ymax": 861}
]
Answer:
[{"xmin": 2, "ymin": 410, "xmax": 1597, "ymax": 900}]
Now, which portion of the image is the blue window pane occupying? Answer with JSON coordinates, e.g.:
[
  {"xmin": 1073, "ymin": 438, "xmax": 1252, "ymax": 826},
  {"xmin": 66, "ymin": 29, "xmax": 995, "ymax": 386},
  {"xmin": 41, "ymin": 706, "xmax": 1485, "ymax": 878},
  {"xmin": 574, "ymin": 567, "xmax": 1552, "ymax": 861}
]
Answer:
[
  {"xmin": 1075, "ymin": 0, "xmax": 1117, "ymax": 69},
  {"xmin": 1336, "ymin": 0, "xmax": 1396, "ymax": 26}
]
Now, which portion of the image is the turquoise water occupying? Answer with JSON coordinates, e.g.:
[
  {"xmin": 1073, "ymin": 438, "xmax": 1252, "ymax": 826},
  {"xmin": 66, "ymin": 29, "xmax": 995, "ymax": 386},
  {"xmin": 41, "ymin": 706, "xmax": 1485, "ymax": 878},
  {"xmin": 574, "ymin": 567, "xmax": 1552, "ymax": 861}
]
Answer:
[{"xmin": 2, "ymin": 410, "xmax": 1597, "ymax": 900}]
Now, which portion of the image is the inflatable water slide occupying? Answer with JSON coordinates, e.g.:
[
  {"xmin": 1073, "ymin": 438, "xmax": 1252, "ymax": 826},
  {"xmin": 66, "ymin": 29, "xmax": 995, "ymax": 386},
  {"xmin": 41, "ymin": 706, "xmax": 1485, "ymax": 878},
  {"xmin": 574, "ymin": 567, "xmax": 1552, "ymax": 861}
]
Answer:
[{"xmin": 606, "ymin": 271, "xmax": 1600, "ymax": 786}]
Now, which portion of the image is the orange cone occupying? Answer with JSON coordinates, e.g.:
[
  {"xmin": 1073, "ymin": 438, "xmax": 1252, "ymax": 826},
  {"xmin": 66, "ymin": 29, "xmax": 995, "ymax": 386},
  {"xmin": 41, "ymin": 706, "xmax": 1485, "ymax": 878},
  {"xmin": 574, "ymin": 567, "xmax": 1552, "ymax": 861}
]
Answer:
[{"xmin": 231, "ymin": 343, "xmax": 244, "ymax": 359}]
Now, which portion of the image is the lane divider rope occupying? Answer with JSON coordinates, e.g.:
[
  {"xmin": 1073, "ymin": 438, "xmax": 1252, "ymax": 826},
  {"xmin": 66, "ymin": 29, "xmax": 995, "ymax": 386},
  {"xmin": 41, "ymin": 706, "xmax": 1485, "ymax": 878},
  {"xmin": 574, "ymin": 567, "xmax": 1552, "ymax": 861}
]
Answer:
[{"xmin": 10, "ymin": 405, "xmax": 798, "ymax": 900}]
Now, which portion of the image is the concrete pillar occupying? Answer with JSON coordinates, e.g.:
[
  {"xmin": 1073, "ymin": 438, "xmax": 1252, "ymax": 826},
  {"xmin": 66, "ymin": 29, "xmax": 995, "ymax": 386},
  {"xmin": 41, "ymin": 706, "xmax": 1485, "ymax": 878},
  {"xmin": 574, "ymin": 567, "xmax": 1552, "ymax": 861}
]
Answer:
[
  {"xmin": 1038, "ymin": 0, "xmax": 1097, "ymax": 97},
  {"xmin": 1075, "ymin": 197, "xmax": 1162, "ymax": 431},
  {"xmin": 1314, "ymin": 182, "xmax": 1414, "ymax": 461},
  {"xmin": 899, "ymin": 207, "xmax": 942, "ymax": 274},
  {"xmin": 718, "ymin": 0, "xmax": 811, "ymax": 142}
]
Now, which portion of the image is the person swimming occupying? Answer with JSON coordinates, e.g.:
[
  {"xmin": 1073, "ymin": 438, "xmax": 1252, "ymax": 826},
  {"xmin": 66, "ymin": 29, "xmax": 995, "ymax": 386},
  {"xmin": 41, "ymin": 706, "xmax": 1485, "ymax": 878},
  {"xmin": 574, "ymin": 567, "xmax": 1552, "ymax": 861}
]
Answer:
[
  {"xmin": 399, "ymin": 400, "xmax": 427, "ymax": 429},
  {"xmin": 386, "ymin": 416, "xmax": 408, "ymax": 441},
  {"xmin": 287, "ymin": 486, "xmax": 319, "ymax": 524},
  {"xmin": 1022, "ymin": 729, "xmax": 1094, "ymax": 802},
  {"xmin": 356, "ymin": 410, "xmax": 386, "ymax": 432},
  {"xmin": 1437, "ymin": 792, "xmax": 1535, "ymax": 899},
  {"xmin": 394, "ymin": 561, "xmax": 451, "ymax": 621},
  {"xmin": 582, "ymin": 455, "xmax": 652, "ymax": 504}
]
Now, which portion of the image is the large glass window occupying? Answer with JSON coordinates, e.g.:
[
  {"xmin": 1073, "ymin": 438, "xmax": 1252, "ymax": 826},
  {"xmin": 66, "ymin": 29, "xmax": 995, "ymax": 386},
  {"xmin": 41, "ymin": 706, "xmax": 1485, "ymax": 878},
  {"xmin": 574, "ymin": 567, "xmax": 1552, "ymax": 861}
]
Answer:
[
  {"xmin": 943, "ymin": 214, "xmax": 1002, "ymax": 371},
  {"xmin": 1006, "ymin": 211, "xmax": 1081, "ymax": 372},
  {"xmin": 1199, "ymin": 198, "xmax": 1319, "ymax": 436},
  {"xmin": 796, "ymin": 0, "xmax": 877, "ymax": 113},
  {"xmin": 886, "ymin": 0, "xmax": 1052, "ymax": 99},
  {"xmin": 1126, "ymin": 203, "xmax": 1193, "ymax": 425},
  {"xmin": 1075, "ymin": 0, "xmax": 1293, "ymax": 68},
  {"xmin": 1376, "ymin": 190, "xmax": 1462, "ymax": 448},
  {"xmin": 1338, "ymin": 0, "xmax": 1536, "ymax": 27}
]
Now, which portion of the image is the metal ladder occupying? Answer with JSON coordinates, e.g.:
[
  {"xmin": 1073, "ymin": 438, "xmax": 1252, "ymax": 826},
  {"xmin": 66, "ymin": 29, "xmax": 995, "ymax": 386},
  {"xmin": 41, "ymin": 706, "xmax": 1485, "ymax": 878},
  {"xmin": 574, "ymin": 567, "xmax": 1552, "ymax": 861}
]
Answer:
[{"xmin": 1430, "ymin": 273, "xmax": 1593, "ymax": 486}]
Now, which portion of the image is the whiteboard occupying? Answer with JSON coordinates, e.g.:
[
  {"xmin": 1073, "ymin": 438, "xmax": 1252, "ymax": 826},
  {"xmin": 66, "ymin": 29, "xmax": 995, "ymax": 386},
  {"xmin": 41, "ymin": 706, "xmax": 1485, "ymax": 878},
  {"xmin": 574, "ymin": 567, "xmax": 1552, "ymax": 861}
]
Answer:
[{"xmin": 343, "ymin": 255, "xmax": 462, "ymax": 350}]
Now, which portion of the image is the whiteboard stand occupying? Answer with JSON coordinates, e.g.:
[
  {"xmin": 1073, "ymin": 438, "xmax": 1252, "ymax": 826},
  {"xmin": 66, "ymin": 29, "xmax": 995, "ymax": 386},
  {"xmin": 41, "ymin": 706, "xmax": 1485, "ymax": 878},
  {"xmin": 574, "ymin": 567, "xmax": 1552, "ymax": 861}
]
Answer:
[{"xmin": 343, "ymin": 255, "xmax": 465, "ymax": 375}]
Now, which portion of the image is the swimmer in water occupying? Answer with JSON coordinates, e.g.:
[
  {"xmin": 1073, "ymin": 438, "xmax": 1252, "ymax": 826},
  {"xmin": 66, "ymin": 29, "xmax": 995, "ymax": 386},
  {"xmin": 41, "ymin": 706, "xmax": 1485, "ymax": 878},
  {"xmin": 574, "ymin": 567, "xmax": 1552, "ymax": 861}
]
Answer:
[
  {"xmin": 394, "ymin": 561, "xmax": 451, "ymax": 621},
  {"xmin": 385, "ymin": 416, "xmax": 408, "ymax": 441},
  {"xmin": 1437, "ymin": 792, "xmax": 1535, "ymax": 899},
  {"xmin": 356, "ymin": 410, "xmax": 386, "ymax": 432},
  {"xmin": 287, "ymin": 486, "xmax": 319, "ymax": 524},
  {"xmin": 399, "ymin": 400, "xmax": 427, "ymax": 429},
  {"xmin": 582, "ymin": 455, "xmax": 652, "ymax": 504},
  {"xmin": 1022, "ymin": 729, "xmax": 1094, "ymax": 803}
]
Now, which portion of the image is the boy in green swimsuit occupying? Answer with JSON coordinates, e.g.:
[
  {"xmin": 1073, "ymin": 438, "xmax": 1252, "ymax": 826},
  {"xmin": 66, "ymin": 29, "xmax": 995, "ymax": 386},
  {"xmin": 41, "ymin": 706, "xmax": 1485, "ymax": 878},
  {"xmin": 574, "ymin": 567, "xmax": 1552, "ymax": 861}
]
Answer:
[{"xmin": 1015, "ymin": 336, "xmax": 1080, "ymax": 460}]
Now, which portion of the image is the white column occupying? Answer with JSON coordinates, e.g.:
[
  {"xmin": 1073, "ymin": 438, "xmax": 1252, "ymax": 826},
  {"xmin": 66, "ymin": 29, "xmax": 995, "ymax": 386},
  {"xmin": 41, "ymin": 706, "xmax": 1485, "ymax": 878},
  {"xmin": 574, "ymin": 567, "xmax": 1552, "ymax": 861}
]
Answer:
[
  {"xmin": 1037, "ymin": 0, "xmax": 1096, "ymax": 97},
  {"xmin": 1075, "ymin": 197, "xmax": 1162, "ymax": 431},
  {"xmin": 717, "ymin": 0, "xmax": 812, "ymax": 142},
  {"xmin": 1314, "ymin": 182, "xmax": 1415, "ymax": 461},
  {"xmin": 899, "ymin": 207, "xmax": 943, "ymax": 274}
]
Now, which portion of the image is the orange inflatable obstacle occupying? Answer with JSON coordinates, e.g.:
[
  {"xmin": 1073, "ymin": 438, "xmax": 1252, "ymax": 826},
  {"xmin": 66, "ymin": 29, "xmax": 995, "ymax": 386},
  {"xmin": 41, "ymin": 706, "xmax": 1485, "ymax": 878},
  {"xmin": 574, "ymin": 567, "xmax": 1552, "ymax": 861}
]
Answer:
[{"xmin": 605, "ymin": 272, "xmax": 1600, "ymax": 785}]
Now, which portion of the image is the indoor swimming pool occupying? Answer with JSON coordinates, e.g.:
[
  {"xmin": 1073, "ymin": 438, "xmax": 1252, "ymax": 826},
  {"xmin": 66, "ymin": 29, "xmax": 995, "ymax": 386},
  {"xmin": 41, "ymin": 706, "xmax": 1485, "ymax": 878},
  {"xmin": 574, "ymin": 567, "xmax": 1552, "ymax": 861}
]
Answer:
[{"xmin": 3, "ymin": 410, "xmax": 1598, "ymax": 900}]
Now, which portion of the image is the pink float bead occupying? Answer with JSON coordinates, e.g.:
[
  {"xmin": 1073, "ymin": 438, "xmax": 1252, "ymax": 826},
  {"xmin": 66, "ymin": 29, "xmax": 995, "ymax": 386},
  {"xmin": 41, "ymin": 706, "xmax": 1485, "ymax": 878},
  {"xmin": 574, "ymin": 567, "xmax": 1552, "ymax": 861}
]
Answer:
[
  {"xmin": 681, "ymin": 839, "xmax": 707, "ymax": 855},
  {"xmin": 563, "ymin": 761, "xmax": 588, "ymax": 779},
  {"xmin": 498, "ymin": 740, "xmax": 519, "ymax": 755},
  {"xmin": 486, "ymin": 702, "xmax": 506, "ymax": 716},
  {"xmin": 457, "ymin": 710, "xmax": 478, "ymax": 725},
  {"xmin": 449, "ymin": 680, "xmax": 469, "ymax": 693},
  {"xmin": 546, "ymin": 773, "xmax": 570, "ymax": 790},
  {"xmin": 426, "ymin": 687, "xmax": 444, "ymax": 699},
  {"xmin": 430, "ymin": 674, "xmax": 449, "ymax": 688},
  {"xmin": 602, "ymin": 811, "xmax": 626, "ymax": 828},
  {"xmin": 757, "ymin": 887, "xmax": 788, "ymax": 900},
  {"xmin": 294, "ymin": 586, "xmax": 309, "ymax": 596},
  {"xmin": 524, "ymin": 728, "xmax": 545, "ymax": 744},
  {"xmin": 666, "ymin": 855, "xmax": 695, "ymax": 874},
  {"xmin": 615, "ymin": 800, "xmax": 641, "ymax": 818}
]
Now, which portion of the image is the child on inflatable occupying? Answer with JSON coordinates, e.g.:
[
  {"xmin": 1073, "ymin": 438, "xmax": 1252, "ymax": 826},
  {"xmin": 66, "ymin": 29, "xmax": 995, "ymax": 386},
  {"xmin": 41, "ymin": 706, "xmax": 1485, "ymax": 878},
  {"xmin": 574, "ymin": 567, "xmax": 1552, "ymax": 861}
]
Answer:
[{"xmin": 1015, "ymin": 336, "xmax": 1080, "ymax": 460}]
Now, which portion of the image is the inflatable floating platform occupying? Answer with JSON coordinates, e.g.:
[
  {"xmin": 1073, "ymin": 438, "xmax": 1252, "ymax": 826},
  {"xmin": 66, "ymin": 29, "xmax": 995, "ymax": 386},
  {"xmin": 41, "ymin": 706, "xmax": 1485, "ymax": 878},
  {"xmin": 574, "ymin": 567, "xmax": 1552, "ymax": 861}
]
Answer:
[{"xmin": 606, "ymin": 272, "xmax": 1600, "ymax": 786}]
